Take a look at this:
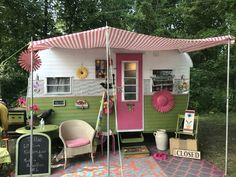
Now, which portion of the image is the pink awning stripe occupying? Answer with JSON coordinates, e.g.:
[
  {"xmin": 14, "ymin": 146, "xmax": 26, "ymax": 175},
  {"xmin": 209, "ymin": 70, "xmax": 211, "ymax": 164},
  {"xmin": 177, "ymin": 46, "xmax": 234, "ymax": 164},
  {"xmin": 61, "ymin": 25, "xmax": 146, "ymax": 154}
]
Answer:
[
  {"xmin": 29, "ymin": 26, "xmax": 235, "ymax": 52},
  {"xmin": 109, "ymin": 28, "xmax": 120, "ymax": 48}
]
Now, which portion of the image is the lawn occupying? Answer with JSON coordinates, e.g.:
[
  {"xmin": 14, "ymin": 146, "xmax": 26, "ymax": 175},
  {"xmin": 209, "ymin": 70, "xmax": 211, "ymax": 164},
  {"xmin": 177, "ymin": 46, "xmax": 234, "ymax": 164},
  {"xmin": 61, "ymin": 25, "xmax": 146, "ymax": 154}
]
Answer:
[{"xmin": 198, "ymin": 112, "xmax": 236, "ymax": 177}]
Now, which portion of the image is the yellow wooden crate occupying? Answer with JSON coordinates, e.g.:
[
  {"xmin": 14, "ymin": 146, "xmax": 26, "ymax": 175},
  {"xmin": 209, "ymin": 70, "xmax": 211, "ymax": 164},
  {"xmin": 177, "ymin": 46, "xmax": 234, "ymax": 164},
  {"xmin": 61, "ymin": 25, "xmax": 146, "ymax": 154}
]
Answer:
[{"xmin": 8, "ymin": 112, "xmax": 25, "ymax": 125}]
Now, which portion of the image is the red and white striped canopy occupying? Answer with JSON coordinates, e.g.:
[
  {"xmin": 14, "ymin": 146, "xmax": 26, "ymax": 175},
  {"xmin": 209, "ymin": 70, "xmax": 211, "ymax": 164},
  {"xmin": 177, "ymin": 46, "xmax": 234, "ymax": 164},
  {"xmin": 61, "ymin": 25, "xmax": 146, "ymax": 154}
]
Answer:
[{"xmin": 30, "ymin": 26, "xmax": 235, "ymax": 53}]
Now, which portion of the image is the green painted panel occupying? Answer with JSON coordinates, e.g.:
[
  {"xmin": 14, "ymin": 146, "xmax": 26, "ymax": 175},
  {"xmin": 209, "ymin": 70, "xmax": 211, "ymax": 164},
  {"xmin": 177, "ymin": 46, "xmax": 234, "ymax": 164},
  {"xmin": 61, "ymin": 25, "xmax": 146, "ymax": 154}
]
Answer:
[
  {"xmin": 144, "ymin": 95, "xmax": 188, "ymax": 132},
  {"xmin": 30, "ymin": 96, "xmax": 116, "ymax": 132},
  {"xmin": 30, "ymin": 94, "xmax": 188, "ymax": 133}
]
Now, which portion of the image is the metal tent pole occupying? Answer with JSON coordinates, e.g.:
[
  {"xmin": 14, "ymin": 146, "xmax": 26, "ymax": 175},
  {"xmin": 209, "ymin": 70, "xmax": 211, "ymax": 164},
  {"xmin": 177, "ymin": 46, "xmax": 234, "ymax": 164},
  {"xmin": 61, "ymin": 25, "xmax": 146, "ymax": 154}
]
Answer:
[
  {"xmin": 30, "ymin": 37, "xmax": 34, "ymax": 177},
  {"xmin": 108, "ymin": 41, "xmax": 124, "ymax": 177},
  {"xmin": 105, "ymin": 25, "xmax": 110, "ymax": 177},
  {"xmin": 114, "ymin": 96, "xmax": 124, "ymax": 177},
  {"xmin": 224, "ymin": 40, "xmax": 230, "ymax": 176}
]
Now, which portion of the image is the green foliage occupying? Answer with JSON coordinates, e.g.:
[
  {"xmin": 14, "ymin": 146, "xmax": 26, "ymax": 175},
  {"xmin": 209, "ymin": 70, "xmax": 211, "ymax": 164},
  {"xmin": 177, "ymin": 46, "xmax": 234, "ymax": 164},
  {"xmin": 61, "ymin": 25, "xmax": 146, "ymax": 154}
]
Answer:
[
  {"xmin": 54, "ymin": 0, "xmax": 133, "ymax": 33},
  {"xmin": 0, "ymin": 0, "xmax": 55, "ymax": 103},
  {"xmin": 199, "ymin": 113, "xmax": 236, "ymax": 176}
]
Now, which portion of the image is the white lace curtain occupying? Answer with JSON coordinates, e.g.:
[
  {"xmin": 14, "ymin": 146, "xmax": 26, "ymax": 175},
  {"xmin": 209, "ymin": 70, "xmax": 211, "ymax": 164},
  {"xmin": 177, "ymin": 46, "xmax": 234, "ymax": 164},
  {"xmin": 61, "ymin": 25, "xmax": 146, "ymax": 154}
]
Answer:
[{"xmin": 47, "ymin": 77, "xmax": 70, "ymax": 93}]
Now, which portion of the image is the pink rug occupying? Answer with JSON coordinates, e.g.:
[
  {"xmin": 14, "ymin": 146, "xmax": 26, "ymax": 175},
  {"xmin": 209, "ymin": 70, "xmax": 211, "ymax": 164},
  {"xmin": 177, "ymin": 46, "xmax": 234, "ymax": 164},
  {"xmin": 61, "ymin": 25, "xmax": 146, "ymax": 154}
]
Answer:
[{"xmin": 47, "ymin": 153, "xmax": 167, "ymax": 177}]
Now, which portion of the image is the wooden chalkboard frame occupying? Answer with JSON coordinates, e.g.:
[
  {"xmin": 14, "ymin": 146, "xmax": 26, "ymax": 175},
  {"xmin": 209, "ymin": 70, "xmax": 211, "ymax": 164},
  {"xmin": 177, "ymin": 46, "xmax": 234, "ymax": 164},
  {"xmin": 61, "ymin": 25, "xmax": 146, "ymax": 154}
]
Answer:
[{"xmin": 15, "ymin": 133, "xmax": 51, "ymax": 176}]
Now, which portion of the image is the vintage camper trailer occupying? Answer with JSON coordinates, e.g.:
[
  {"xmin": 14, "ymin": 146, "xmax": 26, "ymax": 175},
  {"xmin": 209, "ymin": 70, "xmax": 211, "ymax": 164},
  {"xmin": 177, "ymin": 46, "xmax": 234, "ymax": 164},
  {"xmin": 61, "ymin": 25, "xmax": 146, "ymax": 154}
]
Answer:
[{"xmin": 28, "ymin": 26, "xmax": 231, "ymax": 134}]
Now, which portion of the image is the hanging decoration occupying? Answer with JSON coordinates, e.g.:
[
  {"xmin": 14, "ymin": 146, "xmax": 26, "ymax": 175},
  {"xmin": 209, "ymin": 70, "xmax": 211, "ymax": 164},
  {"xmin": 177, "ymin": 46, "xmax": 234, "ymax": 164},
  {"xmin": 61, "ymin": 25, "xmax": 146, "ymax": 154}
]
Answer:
[
  {"xmin": 76, "ymin": 66, "xmax": 88, "ymax": 79},
  {"xmin": 127, "ymin": 103, "xmax": 135, "ymax": 112},
  {"xmin": 103, "ymin": 98, "xmax": 113, "ymax": 115},
  {"xmin": 152, "ymin": 90, "xmax": 175, "ymax": 113},
  {"xmin": 75, "ymin": 100, "xmax": 89, "ymax": 109},
  {"xmin": 18, "ymin": 50, "xmax": 41, "ymax": 72},
  {"xmin": 175, "ymin": 75, "xmax": 189, "ymax": 94},
  {"xmin": 33, "ymin": 81, "xmax": 40, "ymax": 93}
]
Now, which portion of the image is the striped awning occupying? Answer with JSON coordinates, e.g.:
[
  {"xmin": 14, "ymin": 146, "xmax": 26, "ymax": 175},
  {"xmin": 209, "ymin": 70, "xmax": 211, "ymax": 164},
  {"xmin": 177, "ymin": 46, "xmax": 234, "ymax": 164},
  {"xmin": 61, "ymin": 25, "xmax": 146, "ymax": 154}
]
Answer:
[{"xmin": 30, "ymin": 26, "xmax": 235, "ymax": 53}]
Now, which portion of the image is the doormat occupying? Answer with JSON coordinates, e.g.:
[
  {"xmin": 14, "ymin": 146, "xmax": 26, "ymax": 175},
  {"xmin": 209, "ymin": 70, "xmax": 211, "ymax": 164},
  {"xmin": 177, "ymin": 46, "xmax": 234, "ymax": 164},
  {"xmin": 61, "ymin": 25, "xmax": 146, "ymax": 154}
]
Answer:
[{"xmin": 122, "ymin": 145, "xmax": 150, "ymax": 158}]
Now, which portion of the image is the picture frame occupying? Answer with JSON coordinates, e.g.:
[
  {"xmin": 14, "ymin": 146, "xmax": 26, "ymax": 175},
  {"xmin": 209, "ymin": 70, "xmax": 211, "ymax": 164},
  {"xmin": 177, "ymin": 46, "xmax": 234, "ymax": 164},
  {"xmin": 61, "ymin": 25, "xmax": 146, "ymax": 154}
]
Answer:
[{"xmin": 95, "ymin": 59, "xmax": 107, "ymax": 78}]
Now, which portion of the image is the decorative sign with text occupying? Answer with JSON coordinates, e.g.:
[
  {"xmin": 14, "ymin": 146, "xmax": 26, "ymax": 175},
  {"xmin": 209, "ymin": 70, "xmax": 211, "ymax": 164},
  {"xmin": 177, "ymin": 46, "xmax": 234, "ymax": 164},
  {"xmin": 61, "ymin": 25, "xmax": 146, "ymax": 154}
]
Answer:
[
  {"xmin": 15, "ymin": 133, "xmax": 51, "ymax": 176},
  {"xmin": 183, "ymin": 110, "xmax": 195, "ymax": 133},
  {"xmin": 173, "ymin": 149, "xmax": 201, "ymax": 160}
]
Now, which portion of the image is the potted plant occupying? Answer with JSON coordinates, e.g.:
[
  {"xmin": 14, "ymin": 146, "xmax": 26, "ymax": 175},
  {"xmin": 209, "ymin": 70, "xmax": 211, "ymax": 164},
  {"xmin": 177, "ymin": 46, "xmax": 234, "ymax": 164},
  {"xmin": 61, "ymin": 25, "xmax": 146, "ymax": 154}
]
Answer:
[{"xmin": 26, "ymin": 104, "xmax": 40, "ymax": 127}]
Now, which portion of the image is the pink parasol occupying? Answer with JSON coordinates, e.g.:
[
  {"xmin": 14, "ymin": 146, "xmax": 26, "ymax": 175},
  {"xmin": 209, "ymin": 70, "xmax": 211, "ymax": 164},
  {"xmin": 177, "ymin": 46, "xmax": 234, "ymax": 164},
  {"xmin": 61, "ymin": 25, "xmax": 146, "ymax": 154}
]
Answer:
[
  {"xmin": 152, "ymin": 90, "xmax": 175, "ymax": 113},
  {"xmin": 18, "ymin": 50, "xmax": 41, "ymax": 72}
]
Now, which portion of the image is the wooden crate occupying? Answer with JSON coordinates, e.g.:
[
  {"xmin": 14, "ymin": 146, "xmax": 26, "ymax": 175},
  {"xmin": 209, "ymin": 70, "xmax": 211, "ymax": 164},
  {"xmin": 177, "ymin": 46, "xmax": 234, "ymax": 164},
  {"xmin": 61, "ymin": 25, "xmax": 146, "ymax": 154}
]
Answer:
[{"xmin": 169, "ymin": 138, "xmax": 198, "ymax": 155}]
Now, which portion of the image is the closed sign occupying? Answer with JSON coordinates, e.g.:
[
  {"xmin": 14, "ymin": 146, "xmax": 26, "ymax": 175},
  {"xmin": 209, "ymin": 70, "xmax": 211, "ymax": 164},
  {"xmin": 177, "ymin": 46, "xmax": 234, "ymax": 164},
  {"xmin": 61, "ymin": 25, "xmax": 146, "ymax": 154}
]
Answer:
[{"xmin": 173, "ymin": 149, "xmax": 201, "ymax": 160}]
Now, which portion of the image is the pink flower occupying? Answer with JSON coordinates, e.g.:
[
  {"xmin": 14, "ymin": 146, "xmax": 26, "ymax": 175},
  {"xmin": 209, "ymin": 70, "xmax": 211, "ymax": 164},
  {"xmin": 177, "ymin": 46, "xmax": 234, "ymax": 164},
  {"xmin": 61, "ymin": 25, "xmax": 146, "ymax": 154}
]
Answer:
[
  {"xmin": 29, "ymin": 104, "xmax": 39, "ymax": 113},
  {"xmin": 18, "ymin": 96, "xmax": 26, "ymax": 107}
]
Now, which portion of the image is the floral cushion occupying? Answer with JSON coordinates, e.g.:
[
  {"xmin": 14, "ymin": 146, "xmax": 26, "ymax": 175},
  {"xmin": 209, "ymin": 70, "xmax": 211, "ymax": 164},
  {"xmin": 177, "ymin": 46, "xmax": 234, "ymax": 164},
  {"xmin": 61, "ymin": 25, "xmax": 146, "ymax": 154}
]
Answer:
[{"xmin": 65, "ymin": 138, "xmax": 90, "ymax": 148}]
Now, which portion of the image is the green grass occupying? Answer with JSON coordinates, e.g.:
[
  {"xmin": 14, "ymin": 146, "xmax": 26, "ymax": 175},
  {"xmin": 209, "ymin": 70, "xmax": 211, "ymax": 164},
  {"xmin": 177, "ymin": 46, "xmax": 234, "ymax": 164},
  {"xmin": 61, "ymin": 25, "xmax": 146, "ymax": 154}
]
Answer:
[{"xmin": 198, "ymin": 112, "xmax": 236, "ymax": 177}]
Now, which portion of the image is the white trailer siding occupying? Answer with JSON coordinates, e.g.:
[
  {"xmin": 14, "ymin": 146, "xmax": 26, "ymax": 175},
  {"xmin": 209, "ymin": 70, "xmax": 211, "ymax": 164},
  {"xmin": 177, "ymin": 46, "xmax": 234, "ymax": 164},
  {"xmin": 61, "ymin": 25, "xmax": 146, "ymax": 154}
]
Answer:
[{"xmin": 28, "ymin": 48, "xmax": 192, "ymax": 97}]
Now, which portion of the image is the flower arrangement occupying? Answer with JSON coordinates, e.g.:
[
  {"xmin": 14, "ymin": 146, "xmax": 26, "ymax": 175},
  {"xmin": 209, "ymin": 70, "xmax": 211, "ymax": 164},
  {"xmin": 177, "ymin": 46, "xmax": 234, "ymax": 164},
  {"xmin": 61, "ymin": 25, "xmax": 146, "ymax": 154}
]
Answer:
[
  {"xmin": 17, "ymin": 96, "xmax": 26, "ymax": 107},
  {"xmin": 29, "ymin": 104, "xmax": 40, "ymax": 114},
  {"xmin": 27, "ymin": 104, "xmax": 40, "ymax": 126}
]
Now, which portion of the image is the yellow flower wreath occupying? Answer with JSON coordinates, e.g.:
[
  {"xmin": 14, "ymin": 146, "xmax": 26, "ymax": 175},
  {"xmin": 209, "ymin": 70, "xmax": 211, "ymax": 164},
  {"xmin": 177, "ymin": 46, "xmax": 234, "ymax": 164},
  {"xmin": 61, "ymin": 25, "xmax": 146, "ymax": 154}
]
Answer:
[{"xmin": 76, "ymin": 66, "xmax": 88, "ymax": 79}]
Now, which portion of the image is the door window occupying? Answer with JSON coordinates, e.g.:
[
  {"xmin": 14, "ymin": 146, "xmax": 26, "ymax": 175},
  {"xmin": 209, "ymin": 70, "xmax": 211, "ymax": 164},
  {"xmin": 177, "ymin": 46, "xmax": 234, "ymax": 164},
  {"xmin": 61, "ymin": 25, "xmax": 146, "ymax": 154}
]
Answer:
[{"xmin": 122, "ymin": 62, "xmax": 138, "ymax": 101}]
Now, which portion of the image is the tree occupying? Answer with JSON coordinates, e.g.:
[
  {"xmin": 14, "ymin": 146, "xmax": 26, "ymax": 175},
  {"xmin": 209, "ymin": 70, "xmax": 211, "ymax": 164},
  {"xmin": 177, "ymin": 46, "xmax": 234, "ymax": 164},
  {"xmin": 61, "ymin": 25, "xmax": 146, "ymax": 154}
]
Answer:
[
  {"xmin": 54, "ymin": 0, "xmax": 134, "ymax": 33},
  {"xmin": 0, "ymin": 0, "xmax": 56, "ymax": 104}
]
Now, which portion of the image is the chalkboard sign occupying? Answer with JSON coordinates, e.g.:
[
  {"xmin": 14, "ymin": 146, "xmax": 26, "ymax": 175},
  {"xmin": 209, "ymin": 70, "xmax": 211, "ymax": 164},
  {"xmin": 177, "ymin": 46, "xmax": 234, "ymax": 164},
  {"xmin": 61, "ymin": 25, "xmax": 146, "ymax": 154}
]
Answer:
[{"xmin": 15, "ymin": 133, "xmax": 51, "ymax": 176}]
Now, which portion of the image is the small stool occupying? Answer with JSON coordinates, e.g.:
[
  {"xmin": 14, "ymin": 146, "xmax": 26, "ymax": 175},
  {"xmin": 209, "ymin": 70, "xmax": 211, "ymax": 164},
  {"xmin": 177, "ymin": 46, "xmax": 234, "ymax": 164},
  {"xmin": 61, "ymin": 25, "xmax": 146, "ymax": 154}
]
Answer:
[{"xmin": 100, "ymin": 130, "xmax": 115, "ymax": 156}]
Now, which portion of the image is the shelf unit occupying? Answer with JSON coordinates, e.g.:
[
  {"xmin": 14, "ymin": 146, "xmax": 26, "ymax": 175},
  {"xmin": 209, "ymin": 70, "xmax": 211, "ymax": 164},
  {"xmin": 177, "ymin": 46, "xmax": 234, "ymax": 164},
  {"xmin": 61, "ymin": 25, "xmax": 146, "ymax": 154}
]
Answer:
[
  {"xmin": 152, "ymin": 78, "xmax": 173, "ymax": 92},
  {"xmin": 151, "ymin": 69, "xmax": 173, "ymax": 92}
]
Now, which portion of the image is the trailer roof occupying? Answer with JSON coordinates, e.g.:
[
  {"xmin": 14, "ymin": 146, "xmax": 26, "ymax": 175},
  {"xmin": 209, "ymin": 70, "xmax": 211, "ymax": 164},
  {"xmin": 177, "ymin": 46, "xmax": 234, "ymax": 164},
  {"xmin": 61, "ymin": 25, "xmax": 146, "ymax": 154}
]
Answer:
[{"xmin": 29, "ymin": 26, "xmax": 235, "ymax": 52}]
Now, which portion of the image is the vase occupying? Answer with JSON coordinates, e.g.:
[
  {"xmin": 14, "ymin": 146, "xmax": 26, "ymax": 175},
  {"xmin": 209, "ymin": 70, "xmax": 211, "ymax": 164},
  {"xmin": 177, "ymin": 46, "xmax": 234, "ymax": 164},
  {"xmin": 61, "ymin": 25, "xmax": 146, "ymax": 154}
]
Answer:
[{"xmin": 153, "ymin": 129, "xmax": 168, "ymax": 151}]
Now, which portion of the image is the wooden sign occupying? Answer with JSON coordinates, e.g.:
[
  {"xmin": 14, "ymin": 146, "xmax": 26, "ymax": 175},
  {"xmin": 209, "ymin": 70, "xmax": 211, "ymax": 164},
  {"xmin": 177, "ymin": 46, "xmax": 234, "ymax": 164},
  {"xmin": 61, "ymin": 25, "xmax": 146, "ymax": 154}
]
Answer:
[
  {"xmin": 15, "ymin": 133, "xmax": 51, "ymax": 176},
  {"xmin": 173, "ymin": 149, "xmax": 201, "ymax": 160},
  {"xmin": 183, "ymin": 110, "xmax": 195, "ymax": 133}
]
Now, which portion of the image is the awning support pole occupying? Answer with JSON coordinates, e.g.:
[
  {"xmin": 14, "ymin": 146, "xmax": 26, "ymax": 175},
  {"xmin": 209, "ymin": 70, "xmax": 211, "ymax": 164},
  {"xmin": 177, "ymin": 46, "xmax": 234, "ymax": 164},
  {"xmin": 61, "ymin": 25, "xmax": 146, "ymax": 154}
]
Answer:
[
  {"xmin": 105, "ymin": 25, "xmax": 110, "ymax": 177},
  {"xmin": 224, "ymin": 40, "xmax": 230, "ymax": 176},
  {"xmin": 30, "ymin": 37, "xmax": 34, "ymax": 177}
]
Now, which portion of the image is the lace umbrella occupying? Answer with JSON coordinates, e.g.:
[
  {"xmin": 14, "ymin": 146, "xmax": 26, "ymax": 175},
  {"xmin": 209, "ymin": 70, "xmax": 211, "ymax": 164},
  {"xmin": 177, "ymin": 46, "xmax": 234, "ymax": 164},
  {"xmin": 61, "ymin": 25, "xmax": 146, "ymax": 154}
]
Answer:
[{"xmin": 18, "ymin": 50, "xmax": 41, "ymax": 72}]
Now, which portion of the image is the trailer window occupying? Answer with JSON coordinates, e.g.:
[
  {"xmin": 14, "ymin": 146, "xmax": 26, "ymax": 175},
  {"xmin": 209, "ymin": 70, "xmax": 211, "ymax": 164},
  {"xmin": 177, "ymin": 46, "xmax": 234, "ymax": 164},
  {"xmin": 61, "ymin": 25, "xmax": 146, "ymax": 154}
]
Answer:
[
  {"xmin": 46, "ymin": 77, "xmax": 71, "ymax": 94},
  {"xmin": 151, "ymin": 70, "xmax": 173, "ymax": 92}
]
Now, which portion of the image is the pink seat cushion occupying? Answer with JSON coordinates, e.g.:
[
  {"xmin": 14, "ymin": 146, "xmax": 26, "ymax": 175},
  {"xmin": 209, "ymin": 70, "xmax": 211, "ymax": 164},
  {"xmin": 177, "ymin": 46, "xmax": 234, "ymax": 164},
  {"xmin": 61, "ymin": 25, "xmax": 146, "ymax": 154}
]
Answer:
[{"xmin": 65, "ymin": 138, "xmax": 90, "ymax": 148}]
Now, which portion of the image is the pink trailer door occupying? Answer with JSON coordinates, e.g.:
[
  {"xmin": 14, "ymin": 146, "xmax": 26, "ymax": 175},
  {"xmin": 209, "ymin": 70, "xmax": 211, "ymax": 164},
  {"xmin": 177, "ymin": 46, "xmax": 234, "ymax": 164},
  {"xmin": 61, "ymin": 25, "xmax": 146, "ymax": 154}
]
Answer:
[{"xmin": 116, "ymin": 53, "xmax": 143, "ymax": 132}]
